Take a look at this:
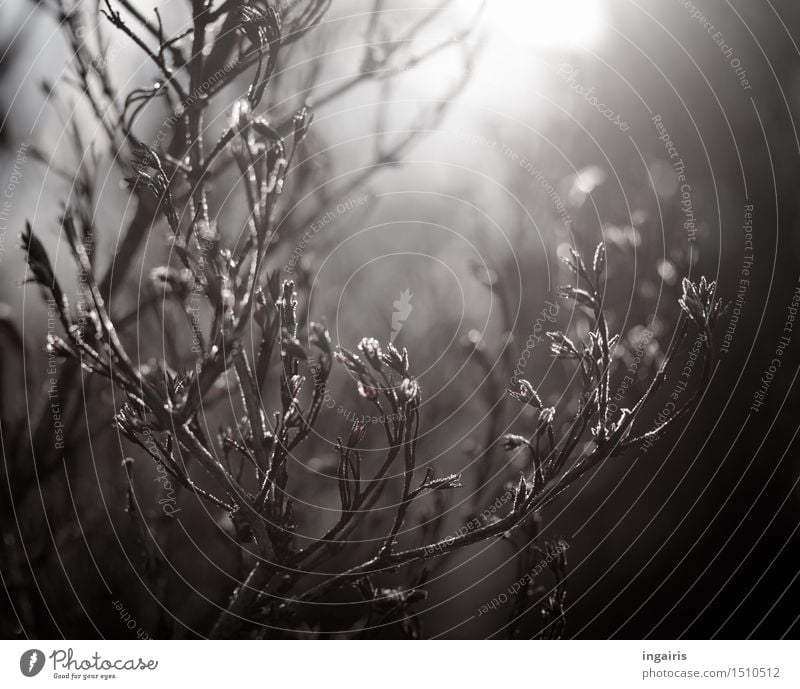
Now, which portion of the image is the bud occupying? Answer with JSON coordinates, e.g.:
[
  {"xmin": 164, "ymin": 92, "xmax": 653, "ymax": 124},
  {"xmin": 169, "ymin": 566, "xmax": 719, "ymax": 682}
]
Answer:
[
  {"xmin": 381, "ymin": 342, "xmax": 409, "ymax": 375},
  {"xmin": 592, "ymin": 242, "xmax": 606, "ymax": 275},
  {"xmin": 150, "ymin": 266, "xmax": 194, "ymax": 302},
  {"xmin": 309, "ymin": 321, "xmax": 331, "ymax": 355},
  {"xmin": 281, "ymin": 330, "xmax": 308, "ymax": 360},
  {"xmin": 358, "ymin": 337, "xmax": 383, "ymax": 371},
  {"xmin": 501, "ymin": 434, "xmax": 527, "ymax": 451},
  {"xmin": 357, "ymin": 377, "xmax": 380, "ymax": 401},
  {"xmin": 398, "ymin": 377, "xmax": 419, "ymax": 404},
  {"xmin": 509, "ymin": 379, "xmax": 542, "ymax": 408},
  {"xmin": 536, "ymin": 407, "xmax": 556, "ymax": 436},
  {"xmin": 335, "ymin": 347, "xmax": 367, "ymax": 375}
]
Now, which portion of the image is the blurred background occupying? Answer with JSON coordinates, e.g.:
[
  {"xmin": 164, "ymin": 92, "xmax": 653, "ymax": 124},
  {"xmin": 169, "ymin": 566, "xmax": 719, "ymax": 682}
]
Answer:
[{"xmin": 1, "ymin": 0, "xmax": 799, "ymax": 638}]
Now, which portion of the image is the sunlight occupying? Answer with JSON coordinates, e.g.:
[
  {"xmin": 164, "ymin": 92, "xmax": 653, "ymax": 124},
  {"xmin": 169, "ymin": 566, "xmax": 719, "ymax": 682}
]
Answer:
[{"xmin": 482, "ymin": 0, "xmax": 608, "ymax": 50}]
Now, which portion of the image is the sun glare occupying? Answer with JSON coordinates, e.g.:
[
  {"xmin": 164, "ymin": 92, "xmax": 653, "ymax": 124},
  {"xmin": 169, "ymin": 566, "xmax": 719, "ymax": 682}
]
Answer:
[{"xmin": 483, "ymin": 0, "xmax": 608, "ymax": 50}]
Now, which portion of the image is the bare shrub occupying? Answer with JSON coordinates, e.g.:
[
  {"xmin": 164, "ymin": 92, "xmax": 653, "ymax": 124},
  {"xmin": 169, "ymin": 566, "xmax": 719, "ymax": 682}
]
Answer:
[{"xmin": 11, "ymin": 0, "xmax": 724, "ymax": 638}]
